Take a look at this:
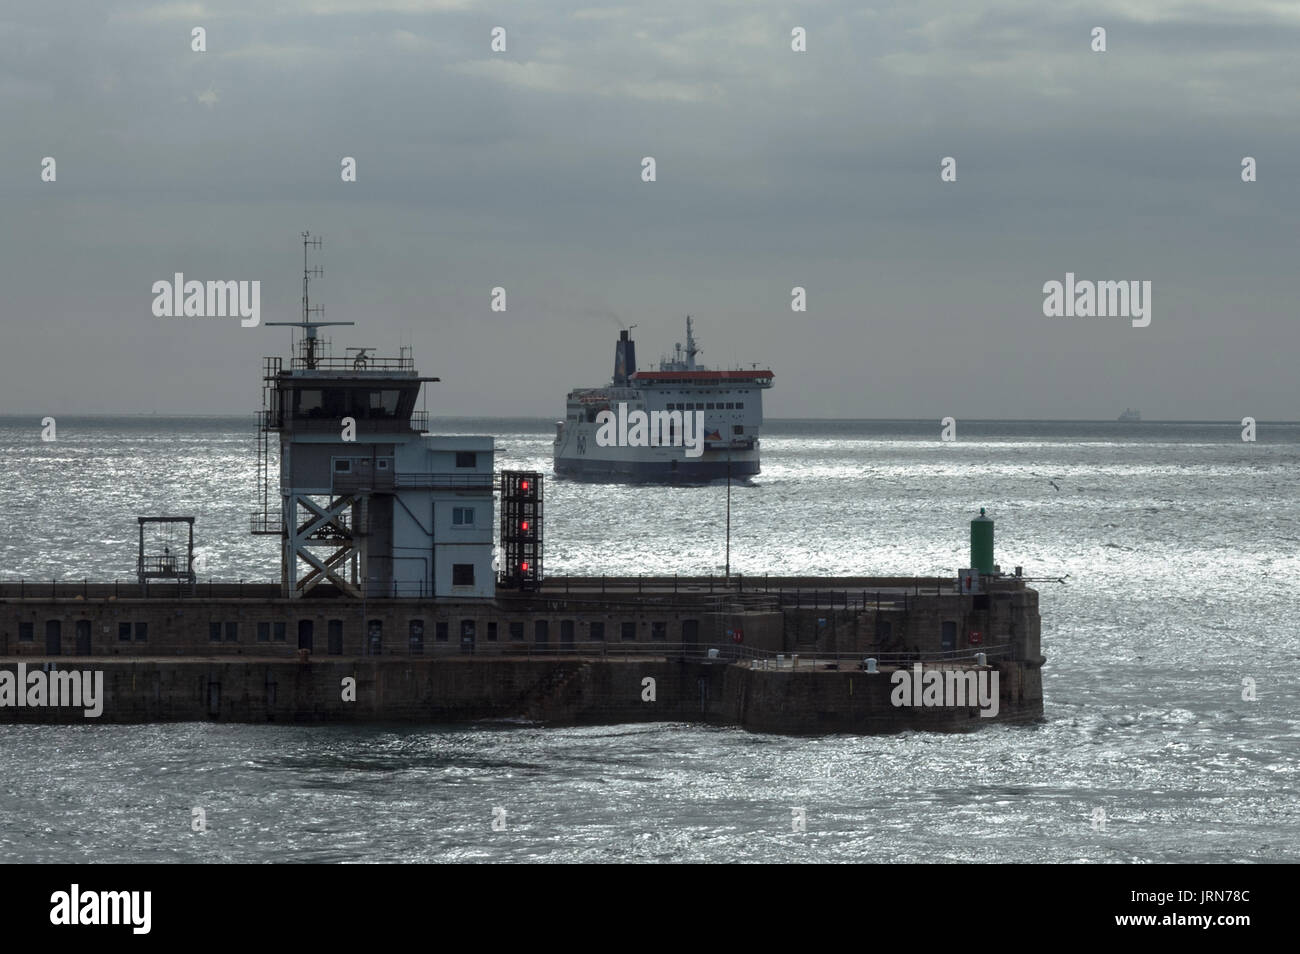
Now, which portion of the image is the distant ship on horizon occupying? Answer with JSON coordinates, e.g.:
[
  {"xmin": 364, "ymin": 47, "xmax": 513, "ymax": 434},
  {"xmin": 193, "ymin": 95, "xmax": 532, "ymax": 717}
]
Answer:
[{"xmin": 1118, "ymin": 408, "xmax": 1141, "ymax": 422}]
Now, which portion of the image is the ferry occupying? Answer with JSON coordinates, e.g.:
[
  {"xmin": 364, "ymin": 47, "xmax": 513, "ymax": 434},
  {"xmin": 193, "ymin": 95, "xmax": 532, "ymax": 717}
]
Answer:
[
  {"xmin": 1118, "ymin": 408, "xmax": 1141, "ymax": 422},
  {"xmin": 553, "ymin": 318, "xmax": 773, "ymax": 482}
]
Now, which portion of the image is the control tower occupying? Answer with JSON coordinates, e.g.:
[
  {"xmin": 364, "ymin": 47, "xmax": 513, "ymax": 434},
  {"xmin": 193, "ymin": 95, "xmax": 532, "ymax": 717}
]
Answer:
[{"xmin": 251, "ymin": 234, "xmax": 495, "ymax": 599}]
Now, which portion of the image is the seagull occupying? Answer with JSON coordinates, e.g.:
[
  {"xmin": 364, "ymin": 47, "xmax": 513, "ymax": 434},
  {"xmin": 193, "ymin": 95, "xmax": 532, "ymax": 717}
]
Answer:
[{"xmin": 1048, "ymin": 480, "xmax": 1060, "ymax": 492}]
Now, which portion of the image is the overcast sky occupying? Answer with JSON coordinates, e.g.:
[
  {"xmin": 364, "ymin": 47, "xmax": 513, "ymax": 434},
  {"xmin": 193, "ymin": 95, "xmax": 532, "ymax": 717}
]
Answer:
[{"xmin": 2, "ymin": 0, "xmax": 1298, "ymax": 419}]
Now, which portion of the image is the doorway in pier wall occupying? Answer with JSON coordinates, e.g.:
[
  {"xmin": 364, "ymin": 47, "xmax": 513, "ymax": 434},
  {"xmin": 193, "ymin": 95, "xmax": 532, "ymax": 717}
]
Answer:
[
  {"xmin": 298, "ymin": 619, "xmax": 314, "ymax": 652},
  {"xmin": 75, "ymin": 620, "xmax": 92, "ymax": 655},
  {"xmin": 45, "ymin": 620, "xmax": 61, "ymax": 655},
  {"xmin": 328, "ymin": 620, "xmax": 343, "ymax": 655},
  {"xmin": 941, "ymin": 621, "xmax": 957, "ymax": 652}
]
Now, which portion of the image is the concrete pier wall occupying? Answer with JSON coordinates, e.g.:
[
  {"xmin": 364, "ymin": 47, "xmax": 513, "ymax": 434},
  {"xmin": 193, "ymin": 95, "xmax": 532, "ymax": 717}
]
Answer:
[
  {"xmin": 0, "ymin": 576, "xmax": 1045, "ymax": 734},
  {"xmin": 0, "ymin": 657, "xmax": 1043, "ymax": 733}
]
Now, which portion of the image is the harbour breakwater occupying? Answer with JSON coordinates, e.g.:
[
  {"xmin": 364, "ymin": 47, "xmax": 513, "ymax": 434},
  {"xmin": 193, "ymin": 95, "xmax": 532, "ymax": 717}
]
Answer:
[{"xmin": 0, "ymin": 576, "xmax": 1045, "ymax": 734}]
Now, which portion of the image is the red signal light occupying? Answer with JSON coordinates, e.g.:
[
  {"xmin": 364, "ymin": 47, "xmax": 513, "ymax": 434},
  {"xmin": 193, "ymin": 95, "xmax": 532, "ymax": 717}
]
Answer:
[
  {"xmin": 521, "ymin": 480, "xmax": 530, "ymax": 492},
  {"xmin": 521, "ymin": 561, "xmax": 530, "ymax": 572},
  {"xmin": 521, "ymin": 520, "xmax": 530, "ymax": 532}
]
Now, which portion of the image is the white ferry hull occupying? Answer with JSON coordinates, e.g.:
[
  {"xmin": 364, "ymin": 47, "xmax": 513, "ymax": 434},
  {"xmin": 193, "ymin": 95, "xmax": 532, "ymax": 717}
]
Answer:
[{"xmin": 553, "ymin": 427, "xmax": 761, "ymax": 482}]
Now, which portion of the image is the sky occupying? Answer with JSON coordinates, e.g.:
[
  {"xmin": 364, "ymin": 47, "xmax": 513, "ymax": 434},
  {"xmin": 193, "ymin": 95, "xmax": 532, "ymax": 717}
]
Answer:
[{"xmin": 2, "ymin": 0, "xmax": 1298, "ymax": 419}]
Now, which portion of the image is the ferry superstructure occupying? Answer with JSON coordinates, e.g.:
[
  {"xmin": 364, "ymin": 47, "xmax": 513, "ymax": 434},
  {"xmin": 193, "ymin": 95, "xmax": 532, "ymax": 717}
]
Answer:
[{"xmin": 553, "ymin": 318, "xmax": 774, "ymax": 481}]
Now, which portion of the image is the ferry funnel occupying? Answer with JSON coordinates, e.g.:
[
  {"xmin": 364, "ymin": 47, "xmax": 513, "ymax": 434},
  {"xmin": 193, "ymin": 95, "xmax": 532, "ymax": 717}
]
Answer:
[{"xmin": 613, "ymin": 329, "xmax": 637, "ymax": 385}]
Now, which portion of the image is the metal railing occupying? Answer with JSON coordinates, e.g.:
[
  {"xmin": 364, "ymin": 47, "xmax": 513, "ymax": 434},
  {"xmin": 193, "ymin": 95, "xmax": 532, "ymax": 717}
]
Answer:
[
  {"xmin": 376, "ymin": 641, "xmax": 1013, "ymax": 666},
  {"xmin": 249, "ymin": 512, "xmax": 279, "ymax": 535},
  {"xmin": 263, "ymin": 417, "xmax": 427, "ymax": 433},
  {"xmin": 287, "ymin": 354, "xmax": 415, "ymax": 372},
  {"xmin": 331, "ymin": 473, "xmax": 493, "ymax": 494}
]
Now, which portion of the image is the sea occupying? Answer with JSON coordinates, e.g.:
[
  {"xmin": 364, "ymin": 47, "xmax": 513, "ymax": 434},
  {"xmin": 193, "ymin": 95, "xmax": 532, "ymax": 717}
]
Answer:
[{"xmin": 1, "ymin": 416, "xmax": 1296, "ymax": 863}]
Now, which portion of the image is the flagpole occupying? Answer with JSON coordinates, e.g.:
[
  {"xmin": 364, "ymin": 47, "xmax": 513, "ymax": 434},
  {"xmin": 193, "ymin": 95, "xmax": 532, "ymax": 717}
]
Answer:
[{"xmin": 725, "ymin": 444, "xmax": 731, "ymax": 585}]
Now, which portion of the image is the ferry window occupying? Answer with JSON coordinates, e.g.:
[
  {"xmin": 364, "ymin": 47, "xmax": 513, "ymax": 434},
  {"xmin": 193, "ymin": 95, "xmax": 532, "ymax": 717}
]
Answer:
[
  {"xmin": 509, "ymin": 621, "xmax": 524, "ymax": 640},
  {"xmin": 410, "ymin": 620, "xmax": 425, "ymax": 653},
  {"xmin": 135, "ymin": 622, "xmax": 148, "ymax": 641},
  {"xmin": 621, "ymin": 621, "xmax": 637, "ymax": 641},
  {"xmin": 452, "ymin": 564, "xmax": 475, "ymax": 586},
  {"xmin": 377, "ymin": 459, "xmax": 389, "ymax": 470},
  {"xmin": 706, "ymin": 403, "xmax": 715, "ymax": 410},
  {"xmin": 651, "ymin": 621, "xmax": 667, "ymax": 640},
  {"xmin": 736, "ymin": 402, "xmax": 744, "ymax": 409},
  {"xmin": 436, "ymin": 621, "xmax": 448, "ymax": 642},
  {"xmin": 726, "ymin": 403, "xmax": 734, "ymax": 409},
  {"xmin": 733, "ymin": 425, "xmax": 744, "ymax": 435},
  {"xmin": 452, "ymin": 506, "xmax": 475, "ymax": 526},
  {"xmin": 19, "ymin": 622, "xmax": 34, "ymax": 642},
  {"xmin": 257, "ymin": 622, "xmax": 270, "ymax": 642},
  {"xmin": 225, "ymin": 622, "xmax": 238, "ymax": 642},
  {"xmin": 456, "ymin": 452, "xmax": 476, "ymax": 468},
  {"xmin": 590, "ymin": 621, "xmax": 605, "ymax": 640},
  {"xmin": 487, "ymin": 621, "xmax": 498, "ymax": 642},
  {"xmin": 273, "ymin": 621, "xmax": 287, "ymax": 641},
  {"xmin": 209, "ymin": 622, "xmax": 222, "ymax": 642},
  {"xmin": 118, "ymin": 622, "xmax": 131, "ymax": 642},
  {"xmin": 334, "ymin": 459, "xmax": 352, "ymax": 473}
]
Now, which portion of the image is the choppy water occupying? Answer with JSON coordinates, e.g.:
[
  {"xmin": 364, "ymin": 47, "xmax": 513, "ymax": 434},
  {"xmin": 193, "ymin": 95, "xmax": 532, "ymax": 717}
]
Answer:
[{"xmin": 1, "ymin": 417, "xmax": 1297, "ymax": 862}]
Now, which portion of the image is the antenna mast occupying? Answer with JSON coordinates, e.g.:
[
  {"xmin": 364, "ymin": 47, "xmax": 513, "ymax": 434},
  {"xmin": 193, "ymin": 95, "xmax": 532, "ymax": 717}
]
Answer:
[
  {"xmin": 265, "ymin": 232, "xmax": 354, "ymax": 369},
  {"xmin": 301, "ymin": 232, "xmax": 324, "ymax": 367}
]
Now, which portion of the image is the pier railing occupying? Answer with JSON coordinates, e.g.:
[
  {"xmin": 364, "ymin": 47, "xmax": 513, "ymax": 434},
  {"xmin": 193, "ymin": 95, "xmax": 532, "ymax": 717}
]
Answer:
[
  {"xmin": 0, "ymin": 575, "xmax": 1024, "ymax": 606},
  {"xmin": 406, "ymin": 641, "xmax": 1013, "ymax": 667}
]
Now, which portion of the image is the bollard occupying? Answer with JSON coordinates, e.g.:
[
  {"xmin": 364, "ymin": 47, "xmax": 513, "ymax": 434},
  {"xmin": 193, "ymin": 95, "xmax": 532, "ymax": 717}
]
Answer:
[
  {"xmin": 777, "ymin": 654, "xmax": 785, "ymax": 668},
  {"xmin": 865, "ymin": 657, "xmax": 878, "ymax": 673},
  {"xmin": 975, "ymin": 651, "xmax": 987, "ymax": 667}
]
